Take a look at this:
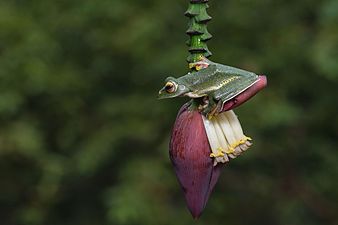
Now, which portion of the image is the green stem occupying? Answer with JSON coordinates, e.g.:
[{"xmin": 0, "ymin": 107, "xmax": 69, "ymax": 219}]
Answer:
[{"xmin": 185, "ymin": 0, "xmax": 212, "ymax": 65}]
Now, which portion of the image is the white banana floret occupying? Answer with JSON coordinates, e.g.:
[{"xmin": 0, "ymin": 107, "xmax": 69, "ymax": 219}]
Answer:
[{"xmin": 202, "ymin": 110, "xmax": 252, "ymax": 166}]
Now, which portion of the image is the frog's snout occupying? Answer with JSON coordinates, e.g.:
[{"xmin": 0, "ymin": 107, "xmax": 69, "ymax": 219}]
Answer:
[{"xmin": 158, "ymin": 87, "xmax": 168, "ymax": 99}]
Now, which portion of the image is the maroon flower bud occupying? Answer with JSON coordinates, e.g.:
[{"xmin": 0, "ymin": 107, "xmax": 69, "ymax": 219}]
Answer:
[{"xmin": 169, "ymin": 103, "xmax": 221, "ymax": 218}]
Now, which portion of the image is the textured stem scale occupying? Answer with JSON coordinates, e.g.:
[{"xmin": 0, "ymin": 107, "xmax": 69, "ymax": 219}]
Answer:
[{"xmin": 186, "ymin": 0, "xmax": 212, "ymax": 64}]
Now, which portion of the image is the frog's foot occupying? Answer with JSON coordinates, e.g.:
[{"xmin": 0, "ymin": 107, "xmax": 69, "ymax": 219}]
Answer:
[
  {"xmin": 189, "ymin": 58, "xmax": 210, "ymax": 71},
  {"xmin": 205, "ymin": 100, "xmax": 223, "ymax": 120},
  {"xmin": 201, "ymin": 104, "xmax": 214, "ymax": 119},
  {"xmin": 198, "ymin": 96, "xmax": 213, "ymax": 117},
  {"xmin": 198, "ymin": 96, "xmax": 209, "ymax": 111}
]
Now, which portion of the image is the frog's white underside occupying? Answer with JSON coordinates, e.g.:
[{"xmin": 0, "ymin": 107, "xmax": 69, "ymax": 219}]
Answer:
[
  {"xmin": 202, "ymin": 110, "xmax": 252, "ymax": 166},
  {"xmin": 184, "ymin": 92, "xmax": 206, "ymax": 98}
]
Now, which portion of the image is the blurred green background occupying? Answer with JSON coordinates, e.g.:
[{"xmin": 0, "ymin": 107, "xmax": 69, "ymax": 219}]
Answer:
[{"xmin": 0, "ymin": 0, "xmax": 338, "ymax": 224}]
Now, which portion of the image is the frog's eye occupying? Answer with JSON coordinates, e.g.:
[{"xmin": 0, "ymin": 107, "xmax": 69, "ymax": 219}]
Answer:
[{"xmin": 165, "ymin": 81, "xmax": 177, "ymax": 93}]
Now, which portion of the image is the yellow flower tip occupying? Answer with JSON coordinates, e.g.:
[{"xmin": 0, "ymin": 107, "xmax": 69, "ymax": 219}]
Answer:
[
  {"xmin": 210, "ymin": 152, "xmax": 224, "ymax": 157},
  {"xmin": 245, "ymin": 136, "xmax": 252, "ymax": 141},
  {"xmin": 210, "ymin": 148, "xmax": 225, "ymax": 157},
  {"xmin": 235, "ymin": 136, "xmax": 253, "ymax": 145},
  {"xmin": 238, "ymin": 139, "xmax": 245, "ymax": 145},
  {"xmin": 224, "ymin": 146, "xmax": 235, "ymax": 154},
  {"xmin": 230, "ymin": 140, "xmax": 241, "ymax": 150}
]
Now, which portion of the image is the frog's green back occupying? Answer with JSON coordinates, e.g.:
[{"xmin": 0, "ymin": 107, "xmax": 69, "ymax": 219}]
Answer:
[{"xmin": 177, "ymin": 63, "xmax": 258, "ymax": 99}]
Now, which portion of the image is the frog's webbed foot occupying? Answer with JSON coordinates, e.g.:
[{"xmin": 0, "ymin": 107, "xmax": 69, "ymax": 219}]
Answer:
[
  {"xmin": 189, "ymin": 56, "xmax": 210, "ymax": 71},
  {"xmin": 198, "ymin": 97, "xmax": 222, "ymax": 119},
  {"xmin": 199, "ymin": 97, "xmax": 212, "ymax": 116},
  {"xmin": 202, "ymin": 99, "xmax": 223, "ymax": 119}
]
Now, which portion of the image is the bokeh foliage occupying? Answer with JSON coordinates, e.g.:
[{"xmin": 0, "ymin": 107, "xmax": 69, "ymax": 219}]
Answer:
[{"xmin": 0, "ymin": 0, "xmax": 337, "ymax": 225}]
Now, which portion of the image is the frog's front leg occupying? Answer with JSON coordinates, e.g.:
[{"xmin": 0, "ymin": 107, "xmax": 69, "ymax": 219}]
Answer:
[
  {"xmin": 201, "ymin": 96, "xmax": 222, "ymax": 119},
  {"xmin": 197, "ymin": 96, "xmax": 209, "ymax": 111}
]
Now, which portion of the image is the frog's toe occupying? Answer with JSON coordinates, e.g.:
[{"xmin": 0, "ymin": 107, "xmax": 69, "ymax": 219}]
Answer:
[
  {"xmin": 201, "ymin": 106, "xmax": 213, "ymax": 118},
  {"xmin": 207, "ymin": 108, "xmax": 217, "ymax": 119},
  {"xmin": 201, "ymin": 108, "xmax": 210, "ymax": 117},
  {"xmin": 188, "ymin": 59, "xmax": 210, "ymax": 71},
  {"xmin": 205, "ymin": 101, "xmax": 222, "ymax": 119},
  {"xmin": 214, "ymin": 100, "xmax": 223, "ymax": 114}
]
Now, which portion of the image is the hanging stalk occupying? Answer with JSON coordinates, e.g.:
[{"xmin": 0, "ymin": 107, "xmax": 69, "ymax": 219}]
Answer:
[{"xmin": 185, "ymin": 0, "xmax": 212, "ymax": 65}]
